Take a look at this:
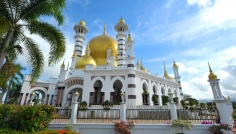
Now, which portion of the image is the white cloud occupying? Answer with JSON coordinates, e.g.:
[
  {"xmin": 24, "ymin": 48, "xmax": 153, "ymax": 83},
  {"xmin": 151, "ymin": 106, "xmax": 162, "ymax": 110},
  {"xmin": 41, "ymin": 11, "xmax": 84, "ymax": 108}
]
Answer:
[{"xmin": 187, "ymin": 0, "xmax": 212, "ymax": 7}]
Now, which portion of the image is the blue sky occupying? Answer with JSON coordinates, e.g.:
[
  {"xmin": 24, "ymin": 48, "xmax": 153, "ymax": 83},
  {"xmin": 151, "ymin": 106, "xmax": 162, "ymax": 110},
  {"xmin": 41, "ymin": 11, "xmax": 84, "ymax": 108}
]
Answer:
[{"xmin": 17, "ymin": 0, "xmax": 236, "ymax": 100}]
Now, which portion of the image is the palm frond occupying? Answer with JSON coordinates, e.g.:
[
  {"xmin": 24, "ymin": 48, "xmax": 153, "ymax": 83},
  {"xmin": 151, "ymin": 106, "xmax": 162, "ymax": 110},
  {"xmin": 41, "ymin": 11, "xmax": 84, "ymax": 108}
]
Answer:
[
  {"xmin": 28, "ymin": 21, "xmax": 66, "ymax": 66},
  {"xmin": 20, "ymin": 0, "xmax": 65, "ymax": 25},
  {"xmin": 20, "ymin": 34, "xmax": 44, "ymax": 84}
]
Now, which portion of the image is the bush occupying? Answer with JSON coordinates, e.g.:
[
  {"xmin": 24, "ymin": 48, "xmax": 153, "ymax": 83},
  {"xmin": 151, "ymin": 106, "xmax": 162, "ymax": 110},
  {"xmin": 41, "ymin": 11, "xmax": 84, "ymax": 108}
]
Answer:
[
  {"xmin": 173, "ymin": 97, "xmax": 178, "ymax": 104},
  {"xmin": 152, "ymin": 95, "xmax": 158, "ymax": 104},
  {"xmin": 80, "ymin": 101, "xmax": 87, "ymax": 107},
  {"xmin": 103, "ymin": 100, "xmax": 110, "ymax": 106},
  {"xmin": 161, "ymin": 95, "xmax": 170, "ymax": 104},
  {"xmin": 0, "ymin": 105, "xmax": 55, "ymax": 133}
]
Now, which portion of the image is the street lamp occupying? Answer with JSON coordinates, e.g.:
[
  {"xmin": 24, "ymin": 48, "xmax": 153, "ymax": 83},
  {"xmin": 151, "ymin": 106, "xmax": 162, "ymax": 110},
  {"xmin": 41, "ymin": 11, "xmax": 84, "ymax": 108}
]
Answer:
[
  {"xmin": 30, "ymin": 92, "xmax": 36, "ymax": 105},
  {"xmin": 73, "ymin": 91, "xmax": 80, "ymax": 103},
  {"xmin": 168, "ymin": 92, "xmax": 174, "ymax": 102}
]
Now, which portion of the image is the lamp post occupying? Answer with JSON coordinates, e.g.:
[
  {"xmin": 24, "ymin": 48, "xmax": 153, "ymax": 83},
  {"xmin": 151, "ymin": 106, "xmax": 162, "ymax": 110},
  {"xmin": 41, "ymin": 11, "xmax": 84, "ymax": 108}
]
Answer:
[
  {"xmin": 168, "ymin": 92, "xmax": 174, "ymax": 102},
  {"xmin": 120, "ymin": 91, "xmax": 125, "ymax": 103},
  {"xmin": 30, "ymin": 92, "xmax": 36, "ymax": 106},
  {"xmin": 73, "ymin": 91, "xmax": 80, "ymax": 103}
]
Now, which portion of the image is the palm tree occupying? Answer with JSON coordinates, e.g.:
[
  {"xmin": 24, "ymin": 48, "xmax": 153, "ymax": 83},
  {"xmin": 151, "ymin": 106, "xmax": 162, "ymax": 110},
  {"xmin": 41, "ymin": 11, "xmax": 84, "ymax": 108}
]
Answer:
[
  {"xmin": 0, "ymin": 0, "xmax": 66, "ymax": 83},
  {"xmin": 4, "ymin": 64, "xmax": 25, "ymax": 104},
  {"xmin": 0, "ymin": 59, "xmax": 25, "ymax": 103}
]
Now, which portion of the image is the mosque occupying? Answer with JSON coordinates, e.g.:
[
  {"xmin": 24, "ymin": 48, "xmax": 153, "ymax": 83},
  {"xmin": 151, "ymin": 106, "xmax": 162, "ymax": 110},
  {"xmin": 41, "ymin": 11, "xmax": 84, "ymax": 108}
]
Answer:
[{"xmin": 19, "ymin": 18, "xmax": 184, "ymax": 106}]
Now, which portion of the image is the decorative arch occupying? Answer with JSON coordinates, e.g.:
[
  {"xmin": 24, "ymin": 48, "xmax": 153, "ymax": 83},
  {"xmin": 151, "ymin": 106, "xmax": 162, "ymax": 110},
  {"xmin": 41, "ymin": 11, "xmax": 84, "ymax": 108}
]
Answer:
[
  {"xmin": 62, "ymin": 84, "xmax": 83, "ymax": 107},
  {"xmin": 29, "ymin": 87, "xmax": 48, "ymax": 104},
  {"xmin": 151, "ymin": 82, "xmax": 158, "ymax": 95},
  {"xmin": 110, "ymin": 76, "xmax": 125, "ymax": 91},
  {"xmin": 91, "ymin": 77, "xmax": 105, "ymax": 92}
]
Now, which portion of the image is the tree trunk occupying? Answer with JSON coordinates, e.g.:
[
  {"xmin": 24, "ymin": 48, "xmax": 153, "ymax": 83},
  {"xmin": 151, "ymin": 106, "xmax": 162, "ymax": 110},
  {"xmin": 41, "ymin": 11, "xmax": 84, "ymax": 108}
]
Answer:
[
  {"xmin": 0, "ymin": 90, "xmax": 6, "ymax": 103},
  {"xmin": 0, "ymin": 29, "xmax": 14, "ymax": 67}
]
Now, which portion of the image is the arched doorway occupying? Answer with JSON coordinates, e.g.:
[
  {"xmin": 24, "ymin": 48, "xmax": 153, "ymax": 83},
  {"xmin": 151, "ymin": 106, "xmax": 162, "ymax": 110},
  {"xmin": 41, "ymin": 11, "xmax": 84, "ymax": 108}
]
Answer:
[
  {"xmin": 111, "ymin": 80, "xmax": 123, "ymax": 104},
  {"xmin": 91, "ymin": 80, "xmax": 103, "ymax": 104},
  {"xmin": 29, "ymin": 90, "xmax": 46, "ymax": 105},
  {"xmin": 142, "ymin": 83, "xmax": 149, "ymax": 105}
]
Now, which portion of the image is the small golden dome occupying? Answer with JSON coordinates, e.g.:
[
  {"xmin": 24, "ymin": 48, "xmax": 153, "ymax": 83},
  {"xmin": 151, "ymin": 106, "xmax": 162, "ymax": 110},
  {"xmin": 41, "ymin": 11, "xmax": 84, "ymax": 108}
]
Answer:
[
  {"xmin": 118, "ymin": 17, "xmax": 125, "ymax": 23},
  {"xmin": 173, "ymin": 61, "xmax": 178, "ymax": 68},
  {"xmin": 72, "ymin": 50, "xmax": 77, "ymax": 57},
  {"xmin": 78, "ymin": 19, "xmax": 85, "ymax": 26},
  {"xmin": 61, "ymin": 60, "xmax": 65, "ymax": 68},
  {"xmin": 136, "ymin": 61, "xmax": 141, "ymax": 67},
  {"xmin": 208, "ymin": 62, "xmax": 217, "ymax": 80},
  {"xmin": 127, "ymin": 33, "xmax": 133, "ymax": 41},
  {"xmin": 75, "ymin": 52, "xmax": 96, "ymax": 69}
]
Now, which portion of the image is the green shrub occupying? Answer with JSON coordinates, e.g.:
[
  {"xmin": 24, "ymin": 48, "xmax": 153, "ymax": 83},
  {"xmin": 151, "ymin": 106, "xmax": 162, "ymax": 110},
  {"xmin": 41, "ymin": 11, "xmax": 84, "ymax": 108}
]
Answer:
[
  {"xmin": 152, "ymin": 95, "xmax": 158, "ymax": 103},
  {"xmin": 80, "ymin": 101, "xmax": 87, "ymax": 107},
  {"xmin": 161, "ymin": 95, "xmax": 170, "ymax": 104},
  {"xmin": 173, "ymin": 97, "xmax": 178, "ymax": 104},
  {"xmin": 0, "ymin": 105, "xmax": 55, "ymax": 133},
  {"xmin": 103, "ymin": 100, "xmax": 110, "ymax": 106}
]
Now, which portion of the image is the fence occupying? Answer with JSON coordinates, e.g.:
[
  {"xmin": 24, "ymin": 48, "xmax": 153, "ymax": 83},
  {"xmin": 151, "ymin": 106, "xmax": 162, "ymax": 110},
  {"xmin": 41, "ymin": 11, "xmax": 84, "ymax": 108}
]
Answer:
[
  {"xmin": 126, "ymin": 105, "xmax": 171, "ymax": 124},
  {"xmin": 51, "ymin": 108, "xmax": 71, "ymax": 123},
  {"xmin": 177, "ymin": 108, "xmax": 219, "ymax": 124},
  {"xmin": 76, "ymin": 106, "xmax": 120, "ymax": 123}
]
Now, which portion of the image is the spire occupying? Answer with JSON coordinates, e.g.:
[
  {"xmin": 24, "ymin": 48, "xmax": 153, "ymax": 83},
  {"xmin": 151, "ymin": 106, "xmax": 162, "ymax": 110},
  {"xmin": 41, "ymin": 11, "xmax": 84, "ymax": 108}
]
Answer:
[
  {"xmin": 61, "ymin": 59, "xmax": 65, "ymax": 68},
  {"xmin": 164, "ymin": 62, "xmax": 168, "ymax": 76},
  {"xmin": 72, "ymin": 50, "xmax": 77, "ymax": 57},
  {"xmin": 136, "ymin": 57, "xmax": 140, "ymax": 67},
  {"xmin": 208, "ymin": 62, "xmax": 217, "ymax": 80},
  {"xmin": 85, "ymin": 44, "xmax": 90, "ymax": 56},
  {"xmin": 103, "ymin": 22, "xmax": 106, "ymax": 35}
]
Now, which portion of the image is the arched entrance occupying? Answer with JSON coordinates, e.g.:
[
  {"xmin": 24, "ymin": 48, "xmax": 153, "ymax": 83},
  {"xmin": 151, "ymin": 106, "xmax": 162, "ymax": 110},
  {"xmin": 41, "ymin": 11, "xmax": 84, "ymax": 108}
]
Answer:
[
  {"xmin": 142, "ymin": 83, "xmax": 149, "ymax": 105},
  {"xmin": 111, "ymin": 80, "xmax": 123, "ymax": 104},
  {"xmin": 90, "ymin": 80, "xmax": 103, "ymax": 104}
]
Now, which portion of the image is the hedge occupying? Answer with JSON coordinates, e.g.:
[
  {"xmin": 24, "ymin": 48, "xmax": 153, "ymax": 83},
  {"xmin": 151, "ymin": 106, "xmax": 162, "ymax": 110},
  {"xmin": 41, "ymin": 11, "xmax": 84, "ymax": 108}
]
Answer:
[{"xmin": 0, "ymin": 105, "xmax": 55, "ymax": 133}]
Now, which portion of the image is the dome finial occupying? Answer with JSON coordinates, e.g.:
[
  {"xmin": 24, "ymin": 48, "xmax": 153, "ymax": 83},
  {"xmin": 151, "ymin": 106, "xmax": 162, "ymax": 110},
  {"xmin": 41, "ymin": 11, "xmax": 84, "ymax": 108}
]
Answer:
[
  {"xmin": 103, "ymin": 22, "xmax": 106, "ymax": 35},
  {"xmin": 86, "ymin": 44, "xmax": 90, "ymax": 56},
  {"xmin": 208, "ymin": 62, "xmax": 217, "ymax": 80},
  {"xmin": 127, "ymin": 30, "xmax": 133, "ymax": 41}
]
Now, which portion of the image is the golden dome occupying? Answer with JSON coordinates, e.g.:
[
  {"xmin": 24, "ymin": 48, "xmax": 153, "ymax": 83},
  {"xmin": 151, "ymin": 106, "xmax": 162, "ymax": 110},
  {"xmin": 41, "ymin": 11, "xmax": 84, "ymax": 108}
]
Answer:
[
  {"xmin": 173, "ymin": 61, "xmax": 178, "ymax": 68},
  {"xmin": 136, "ymin": 61, "xmax": 141, "ymax": 67},
  {"xmin": 208, "ymin": 62, "xmax": 217, "ymax": 80},
  {"xmin": 118, "ymin": 17, "xmax": 125, "ymax": 23},
  {"xmin": 75, "ymin": 52, "xmax": 96, "ymax": 69},
  {"xmin": 86, "ymin": 23, "xmax": 118, "ymax": 66},
  {"xmin": 78, "ymin": 20, "xmax": 85, "ymax": 26}
]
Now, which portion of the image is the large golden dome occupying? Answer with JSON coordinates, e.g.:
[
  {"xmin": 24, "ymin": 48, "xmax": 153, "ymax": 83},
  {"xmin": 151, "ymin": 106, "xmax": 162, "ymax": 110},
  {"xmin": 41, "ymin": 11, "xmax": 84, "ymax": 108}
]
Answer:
[
  {"xmin": 75, "ymin": 53, "xmax": 96, "ymax": 69},
  {"xmin": 86, "ymin": 24, "xmax": 118, "ymax": 66}
]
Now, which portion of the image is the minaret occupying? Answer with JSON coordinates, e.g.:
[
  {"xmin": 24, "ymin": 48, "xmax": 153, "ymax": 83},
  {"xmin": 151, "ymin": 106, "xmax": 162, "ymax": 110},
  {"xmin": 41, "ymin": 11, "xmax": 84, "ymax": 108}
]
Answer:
[
  {"xmin": 207, "ymin": 62, "xmax": 233, "ymax": 127},
  {"xmin": 172, "ymin": 60, "xmax": 183, "ymax": 100},
  {"xmin": 70, "ymin": 50, "xmax": 77, "ymax": 71},
  {"xmin": 106, "ymin": 44, "xmax": 111, "ymax": 65},
  {"xmin": 207, "ymin": 62, "xmax": 223, "ymax": 100},
  {"xmin": 110, "ymin": 51, "xmax": 116, "ymax": 67},
  {"xmin": 125, "ymin": 31, "xmax": 134, "ymax": 57},
  {"xmin": 136, "ymin": 58, "xmax": 141, "ymax": 70},
  {"xmin": 172, "ymin": 60, "xmax": 181, "ymax": 82},
  {"xmin": 73, "ymin": 19, "xmax": 88, "ymax": 57},
  {"xmin": 114, "ymin": 17, "xmax": 128, "ymax": 68}
]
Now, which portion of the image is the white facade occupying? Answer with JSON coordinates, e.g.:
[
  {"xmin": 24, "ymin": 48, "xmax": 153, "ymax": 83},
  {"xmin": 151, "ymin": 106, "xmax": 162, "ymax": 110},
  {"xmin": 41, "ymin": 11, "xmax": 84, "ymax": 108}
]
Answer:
[{"xmin": 19, "ymin": 18, "xmax": 183, "ymax": 107}]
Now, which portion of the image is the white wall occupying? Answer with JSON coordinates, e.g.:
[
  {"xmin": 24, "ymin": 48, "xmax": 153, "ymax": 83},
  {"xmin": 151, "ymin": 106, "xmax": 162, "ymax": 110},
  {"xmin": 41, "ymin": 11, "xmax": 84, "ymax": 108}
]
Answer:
[{"xmin": 49, "ymin": 123, "xmax": 213, "ymax": 134}]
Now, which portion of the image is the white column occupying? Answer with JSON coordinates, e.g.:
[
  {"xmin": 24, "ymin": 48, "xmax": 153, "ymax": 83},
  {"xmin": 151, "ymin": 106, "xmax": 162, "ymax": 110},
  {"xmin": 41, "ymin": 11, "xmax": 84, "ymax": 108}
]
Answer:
[
  {"xmin": 168, "ymin": 93, "xmax": 178, "ymax": 120},
  {"xmin": 70, "ymin": 93, "xmax": 79, "ymax": 125},
  {"xmin": 120, "ymin": 102, "xmax": 126, "ymax": 121}
]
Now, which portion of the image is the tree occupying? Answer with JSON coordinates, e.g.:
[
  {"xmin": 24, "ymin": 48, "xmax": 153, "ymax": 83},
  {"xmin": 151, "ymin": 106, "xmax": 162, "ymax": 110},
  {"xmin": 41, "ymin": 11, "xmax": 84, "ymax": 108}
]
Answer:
[
  {"xmin": 0, "ymin": 0, "xmax": 66, "ymax": 83},
  {"xmin": 0, "ymin": 59, "xmax": 25, "ymax": 103},
  {"xmin": 4, "ymin": 64, "xmax": 25, "ymax": 104}
]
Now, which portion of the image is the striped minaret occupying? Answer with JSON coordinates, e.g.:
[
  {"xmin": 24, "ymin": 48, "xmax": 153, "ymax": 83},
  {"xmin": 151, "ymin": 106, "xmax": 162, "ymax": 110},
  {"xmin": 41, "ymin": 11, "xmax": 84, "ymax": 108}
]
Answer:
[
  {"xmin": 73, "ymin": 19, "xmax": 88, "ymax": 57},
  {"xmin": 125, "ymin": 32, "xmax": 136, "ymax": 105},
  {"xmin": 114, "ymin": 17, "xmax": 128, "ymax": 68}
]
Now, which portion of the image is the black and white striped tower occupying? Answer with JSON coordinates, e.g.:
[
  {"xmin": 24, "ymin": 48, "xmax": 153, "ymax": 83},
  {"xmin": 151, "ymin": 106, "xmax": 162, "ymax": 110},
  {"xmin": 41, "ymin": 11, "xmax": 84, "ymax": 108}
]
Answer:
[
  {"xmin": 125, "ymin": 32, "xmax": 136, "ymax": 105},
  {"xmin": 73, "ymin": 19, "xmax": 88, "ymax": 58},
  {"xmin": 114, "ymin": 17, "xmax": 128, "ymax": 68}
]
